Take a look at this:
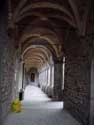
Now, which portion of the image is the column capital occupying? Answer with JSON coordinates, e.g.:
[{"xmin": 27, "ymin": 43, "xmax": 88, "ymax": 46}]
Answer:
[
  {"xmin": 18, "ymin": 57, "xmax": 24, "ymax": 64},
  {"xmin": 53, "ymin": 56, "xmax": 63, "ymax": 64}
]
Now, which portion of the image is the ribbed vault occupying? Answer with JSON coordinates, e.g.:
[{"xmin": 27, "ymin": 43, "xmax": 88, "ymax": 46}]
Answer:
[
  {"xmin": 22, "ymin": 45, "xmax": 52, "ymax": 71},
  {"xmin": 20, "ymin": 25, "xmax": 63, "ymax": 71},
  {"xmin": 8, "ymin": 0, "xmax": 83, "ymax": 71}
]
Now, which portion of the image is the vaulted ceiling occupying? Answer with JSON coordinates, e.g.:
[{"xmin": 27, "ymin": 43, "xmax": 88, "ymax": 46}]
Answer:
[{"xmin": 8, "ymin": 0, "xmax": 90, "ymax": 71}]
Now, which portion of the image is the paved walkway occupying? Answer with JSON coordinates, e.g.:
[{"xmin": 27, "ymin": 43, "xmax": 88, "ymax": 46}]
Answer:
[{"xmin": 3, "ymin": 85, "xmax": 80, "ymax": 125}]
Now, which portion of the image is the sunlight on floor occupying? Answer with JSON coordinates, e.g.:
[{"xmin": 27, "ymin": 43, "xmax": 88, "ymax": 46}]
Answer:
[
  {"xmin": 24, "ymin": 85, "xmax": 51, "ymax": 101},
  {"xmin": 3, "ymin": 85, "xmax": 80, "ymax": 125},
  {"xmin": 22, "ymin": 85, "xmax": 63, "ymax": 109}
]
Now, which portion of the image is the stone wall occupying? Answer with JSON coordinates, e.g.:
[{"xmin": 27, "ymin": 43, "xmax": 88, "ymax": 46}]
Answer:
[
  {"xmin": 63, "ymin": 2, "xmax": 94, "ymax": 124},
  {"xmin": 0, "ymin": 3, "xmax": 16, "ymax": 124},
  {"xmin": 87, "ymin": 2, "xmax": 94, "ymax": 124},
  {"xmin": 63, "ymin": 29, "xmax": 93, "ymax": 125}
]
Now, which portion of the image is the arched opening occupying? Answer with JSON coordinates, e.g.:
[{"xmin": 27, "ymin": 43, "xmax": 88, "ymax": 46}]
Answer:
[
  {"xmin": 1, "ymin": 0, "xmax": 87, "ymax": 124},
  {"xmin": 16, "ymin": 39, "xmax": 64, "ymax": 108},
  {"xmin": 31, "ymin": 72, "xmax": 35, "ymax": 82}
]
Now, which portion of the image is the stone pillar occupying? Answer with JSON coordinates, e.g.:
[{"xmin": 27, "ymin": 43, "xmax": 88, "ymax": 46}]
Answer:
[
  {"xmin": 22, "ymin": 62, "xmax": 25, "ymax": 89},
  {"xmin": 90, "ymin": 55, "xmax": 94, "ymax": 125},
  {"xmin": 47, "ymin": 68, "xmax": 48, "ymax": 86},
  {"xmin": 50, "ymin": 65, "xmax": 52, "ymax": 86},
  {"xmin": 53, "ymin": 61, "xmax": 63, "ymax": 101},
  {"xmin": 23, "ymin": 66, "xmax": 27, "ymax": 89},
  {"xmin": 17, "ymin": 60, "xmax": 23, "ymax": 92}
]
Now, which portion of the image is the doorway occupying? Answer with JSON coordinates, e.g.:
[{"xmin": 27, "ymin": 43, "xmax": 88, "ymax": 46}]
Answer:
[{"xmin": 31, "ymin": 73, "xmax": 35, "ymax": 82}]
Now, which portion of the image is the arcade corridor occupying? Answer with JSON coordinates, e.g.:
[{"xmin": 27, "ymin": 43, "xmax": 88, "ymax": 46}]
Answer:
[
  {"xmin": 3, "ymin": 85, "xmax": 80, "ymax": 125},
  {"xmin": 0, "ymin": 0, "xmax": 94, "ymax": 125}
]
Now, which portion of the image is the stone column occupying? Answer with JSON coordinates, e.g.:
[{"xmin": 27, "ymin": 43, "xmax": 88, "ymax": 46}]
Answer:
[
  {"xmin": 50, "ymin": 65, "xmax": 52, "ymax": 86},
  {"xmin": 17, "ymin": 60, "xmax": 23, "ymax": 92},
  {"xmin": 53, "ymin": 61, "xmax": 63, "ymax": 101},
  {"xmin": 22, "ymin": 62, "xmax": 26, "ymax": 89},
  {"xmin": 90, "ymin": 57, "xmax": 94, "ymax": 125},
  {"xmin": 47, "ymin": 68, "xmax": 48, "ymax": 86},
  {"xmin": 23, "ymin": 66, "xmax": 27, "ymax": 88}
]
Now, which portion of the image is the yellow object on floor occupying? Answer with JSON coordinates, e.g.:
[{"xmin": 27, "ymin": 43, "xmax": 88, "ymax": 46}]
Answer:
[{"xmin": 11, "ymin": 98, "xmax": 22, "ymax": 113}]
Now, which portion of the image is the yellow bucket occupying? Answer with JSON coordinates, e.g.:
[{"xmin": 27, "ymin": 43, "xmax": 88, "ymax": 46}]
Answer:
[{"xmin": 11, "ymin": 98, "xmax": 22, "ymax": 113}]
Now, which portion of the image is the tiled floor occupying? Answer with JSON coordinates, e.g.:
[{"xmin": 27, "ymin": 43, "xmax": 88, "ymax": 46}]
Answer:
[{"xmin": 3, "ymin": 85, "xmax": 81, "ymax": 125}]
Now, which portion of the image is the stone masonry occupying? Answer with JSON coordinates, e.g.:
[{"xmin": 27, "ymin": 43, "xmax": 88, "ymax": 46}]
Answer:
[
  {"xmin": 0, "ymin": 3, "xmax": 16, "ymax": 124},
  {"xmin": 63, "ymin": 27, "xmax": 94, "ymax": 125}
]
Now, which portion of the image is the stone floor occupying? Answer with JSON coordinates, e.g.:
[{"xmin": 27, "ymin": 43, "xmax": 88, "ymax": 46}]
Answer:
[{"xmin": 3, "ymin": 85, "xmax": 81, "ymax": 125}]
